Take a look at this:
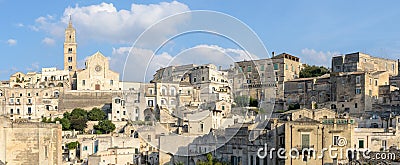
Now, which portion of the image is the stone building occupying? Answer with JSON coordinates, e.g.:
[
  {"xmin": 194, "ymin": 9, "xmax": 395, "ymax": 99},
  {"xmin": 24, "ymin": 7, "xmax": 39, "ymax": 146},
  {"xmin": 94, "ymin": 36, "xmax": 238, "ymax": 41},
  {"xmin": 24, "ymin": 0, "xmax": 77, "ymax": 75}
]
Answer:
[
  {"xmin": 0, "ymin": 87, "xmax": 63, "ymax": 121},
  {"xmin": 87, "ymin": 147, "xmax": 137, "ymax": 165},
  {"xmin": 76, "ymin": 52, "xmax": 120, "ymax": 91},
  {"xmin": 284, "ymin": 74, "xmax": 331, "ymax": 110},
  {"xmin": 331, "ymin": 71, "xmax": 389, "ymax": 115},
  {"xmin": 0, "ymin": 117, "xmax": 62, "ymax": 165},
  {"xmin": 271, "ymin": 108, "xmax": 356, "ymax": 165},
  {"xmin": 152, "ymin": 64, "xmax": 197, "ymax": 83},
  {"xmin": 332, "ymin": 52, "xmax": 398, "ymax": 76},
  {"xmin": 232, "ymin": 53, "xmax": 302, "ymax": 111}
]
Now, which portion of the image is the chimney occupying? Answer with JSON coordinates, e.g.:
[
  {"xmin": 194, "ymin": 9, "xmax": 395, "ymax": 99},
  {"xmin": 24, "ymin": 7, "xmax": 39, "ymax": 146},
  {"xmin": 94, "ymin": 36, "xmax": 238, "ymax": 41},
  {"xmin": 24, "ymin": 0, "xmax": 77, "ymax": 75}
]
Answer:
[{"xmin": 272, "ymin": 51, "xmax": 275, "ymax": 57}]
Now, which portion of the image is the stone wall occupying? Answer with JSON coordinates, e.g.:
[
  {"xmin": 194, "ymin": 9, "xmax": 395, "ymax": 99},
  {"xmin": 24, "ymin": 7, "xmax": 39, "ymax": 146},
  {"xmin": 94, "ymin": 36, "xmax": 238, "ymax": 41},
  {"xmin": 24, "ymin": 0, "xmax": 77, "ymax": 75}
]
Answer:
[
  {"xmin": 0, "ymin": 119, "xmax": 62, "ymax": 165},
  {"xmin": 58, "ymin": 91, "xmax": 118, "ymax": 111}
]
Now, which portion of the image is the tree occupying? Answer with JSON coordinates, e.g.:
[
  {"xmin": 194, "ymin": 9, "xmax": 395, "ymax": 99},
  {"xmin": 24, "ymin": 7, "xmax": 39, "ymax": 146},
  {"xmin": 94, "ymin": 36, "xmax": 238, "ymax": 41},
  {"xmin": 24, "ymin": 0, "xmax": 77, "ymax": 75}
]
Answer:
[
  {"xmin": 249, "ymin": 97, "xmax": 258, "ymax": 107},
  {"xmin": 55, "ymin": 117, "xmax": 71, "ymax": 130},
  {"xmin": 299, "ymin": 65, "xmax": 330, "ymax": 78},
  {"xmin": 88, "ymin": 107, "xmax": 106, "ymax": 121},
  {"xmin": 94, "ymin": 120, "xmax": 116, "ymax": 134},
  {"xmin": 63, "ymin": 112, "xmax": 71, "ymax": 120},
  {"xmin": 66, "ymin": 141, "xmax": 79, "ymax": 150},
  {"xmin": 70, "ymin": 116, "xmax": 88, "ymax": 131},
  {"xmin": 234, "ymin": 96, "xmax": 249, "ymax": 107},
  {"xmin": 70, "ymin": 108, "xmax": 88, "ymax": 119},
  {"xmin": 196, "ymin": 153, "xmax": 228, "ymax": 165}
]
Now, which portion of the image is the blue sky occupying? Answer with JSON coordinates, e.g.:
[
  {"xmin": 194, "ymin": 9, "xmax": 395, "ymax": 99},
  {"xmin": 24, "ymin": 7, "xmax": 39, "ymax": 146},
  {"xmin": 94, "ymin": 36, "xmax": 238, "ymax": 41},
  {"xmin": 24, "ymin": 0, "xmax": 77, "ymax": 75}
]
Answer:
[{"xmin": 1, "ymin": 0, "xmax": 400, "ymax": 81}]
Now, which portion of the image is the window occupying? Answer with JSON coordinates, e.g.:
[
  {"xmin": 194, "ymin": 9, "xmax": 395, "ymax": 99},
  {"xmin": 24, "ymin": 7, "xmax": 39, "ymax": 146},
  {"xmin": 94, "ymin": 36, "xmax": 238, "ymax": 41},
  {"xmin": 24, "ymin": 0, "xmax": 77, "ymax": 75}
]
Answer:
[
  {"xmin": 68, "ymin": 66, "xmax": 72, "ymax": 71},
  {"xmin": 301, "ymin": 134, "xmax": 310, "ymax": 148},
  {"xmin": 115, "ymin": 99, "xmax": 121, "ymax": 104},
  {"xmin": 247, "ymin": 66, "xmax": 252, "ymax": 72},
  {"xmin": 123, "ymin": 111, "xmax": 126, "ymax": 115},
  {"xmin": 28, "ymin": 99, "xmax": 32, "ymax": 104},
  {"xmin": 28, "ymin": 107, "xmax": 32, "ymax": 114},
  {"xmin": 222, "ymin": 106, "xmax": 225, "ymax": 110},
  {"xmin": 10, "ymin": 109, "xmax": 13, "ymax": 114},
  {"xmin": 200, "ymin": 123, "xmax": 204, "ymax": 132},
  {"xmin": 369, "ymin": 90, "xmax": 372, "ymax": 96},
  {"xmin": 369, "ymin": 78, "xmax": 372, "ymax": 85},
  {"xmin": 17, "ymin": 108, "xmax": 20, "ymax": 114},
  {"xmin": 238, "ymin": 67, "xmax": 243, "ymax": 73},
  {"xmin": 358, "ymin": 139, "xmax": 364, "ymax": 148},
  {"xmin": 355, "ymin": 87, "xmax": 362, "ymax": 94},
  {"xmin": 68, "ymin": 57, "xmax": 73, "ymax": 62},
  {"xmin": 247, "ymin": 79, "xmax": 251, "ymax": 84},
  {"xmin": 356, "ymin": 76, "xmax": 360, "ymax": 84},
  {"xmin": 170, "ymin": 88, "xmax": 176, "ymax": 96},
  {"xmin": 45, "ymin": 146, "xmax": 48, "ymax": 158},
  {"xmin": 375, "ymin": 80, "xmax": 378, "ymax": 86},
  {"xmin": 355, "ymin": 103, "xmax": 358, "ymax": 108},
  {"xmin": 82, "ymin": 80, "xmax": 85, "ymax": 86},
  {"xmin": 68, "ymin": 48, "xmax": 73, "ymax": 53},
  {"xmin": 148, "ymin": 100, "xmax": 154, "ymax": 107},
  {"xmin": 117, "ymin": 111, "xmax": 119, "ymax": 114},
  {"xmin": 10, "ymin": 98, "xmax": 14, "ymax": 104},
  {"xmin": 260, "ymin": 65, "xmax": 265, "ymax": 71},
  {"xmin": 148, "ymin": 135, "xmax": 151, "ymax": 142},
  {"xmin": 285, "ymin": 64, "xmax": 288, "ymax": 70},
  {"xmin": 27, "ymin": 93, "xmax": 30, "ymax": 97},
  {"xmin": 392, "ymin": 64, "xmax": 395, "ymax": 71},
  {"xmin": 110, "ymin": 80, "xmax": 113, "ymax": 85},
  {"xmin": 83, "ymin": 146, "xmax": 88, "ymax": 151},
  {"xmin": 273, "ymin": 63, "xmax": 279, "ymax": 70},
  {"xmin": 333, "ymin": 136, "xmax": 339, "ymax": 146},
  {"xmin": 193, "ymin": 77, "xmax": 197, "ymax": 82},
  {"xmin": 202, "ymin": 77, "xmax": 205, "ymax": 81}
]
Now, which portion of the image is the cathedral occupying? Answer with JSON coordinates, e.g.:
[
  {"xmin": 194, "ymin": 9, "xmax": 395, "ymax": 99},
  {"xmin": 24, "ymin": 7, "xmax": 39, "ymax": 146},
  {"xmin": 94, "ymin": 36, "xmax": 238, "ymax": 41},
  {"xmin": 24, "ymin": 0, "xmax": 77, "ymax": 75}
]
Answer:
[{"xmin": 64, "ymin": 17, "xmax": 120, "ymax": 91}]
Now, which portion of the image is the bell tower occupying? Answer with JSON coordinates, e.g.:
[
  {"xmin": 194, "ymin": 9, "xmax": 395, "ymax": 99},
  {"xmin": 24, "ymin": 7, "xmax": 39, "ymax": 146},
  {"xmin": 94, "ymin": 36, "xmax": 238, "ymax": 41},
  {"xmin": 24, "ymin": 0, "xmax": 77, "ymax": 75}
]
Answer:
[{"xmin": 64, "ymin": 16, "xmax": 77, "ymax": 71}]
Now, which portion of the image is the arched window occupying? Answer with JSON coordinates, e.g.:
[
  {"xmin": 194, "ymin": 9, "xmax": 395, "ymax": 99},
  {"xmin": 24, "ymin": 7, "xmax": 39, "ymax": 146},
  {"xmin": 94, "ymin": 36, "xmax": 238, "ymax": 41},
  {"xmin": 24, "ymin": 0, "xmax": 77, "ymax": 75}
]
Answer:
[
  {"xmin": 170, "ymin": 87, "xmax": 176, "ymax": 96},
  {"xmin": 161, "ymin": 86, "xmax": 167, "ymax": 95}
]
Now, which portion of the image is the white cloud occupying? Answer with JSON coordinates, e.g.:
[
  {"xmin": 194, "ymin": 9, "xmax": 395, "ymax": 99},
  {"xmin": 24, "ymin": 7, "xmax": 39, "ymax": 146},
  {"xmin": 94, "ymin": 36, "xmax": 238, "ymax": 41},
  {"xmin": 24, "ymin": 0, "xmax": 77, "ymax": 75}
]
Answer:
[
  {"xmin": 42, "ymin": 37, "xmax": 56, "ymax": 45},
  {"xmin": 32, "ymin": 1, "xmax": 190, "ymax": 44},
  {"xmin": 111, "ymin": 45, "xmax": 259, "ymax": 82},
  {"xmin": 7, "ymin": 39, "xmax": 17, "ymax": 46},
  {"xmin": 16, "ymin": 23, "xmax": 24, "ymax": 27},
  {"xmin": 300, "ymin": 48, "xmax": 339, "ymax": 66}
]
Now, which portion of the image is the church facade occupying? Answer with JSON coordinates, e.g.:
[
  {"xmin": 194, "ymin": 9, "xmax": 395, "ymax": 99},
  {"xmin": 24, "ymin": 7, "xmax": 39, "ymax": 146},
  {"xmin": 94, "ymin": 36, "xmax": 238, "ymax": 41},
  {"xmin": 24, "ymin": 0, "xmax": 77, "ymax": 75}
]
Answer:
[
  {"xmin": 63, "ymin": 17, "xmax": 120, "ymax": 91},
  {"xmin": 76, "ymin": 52, "xmax": 120, "ymax": 90}
]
